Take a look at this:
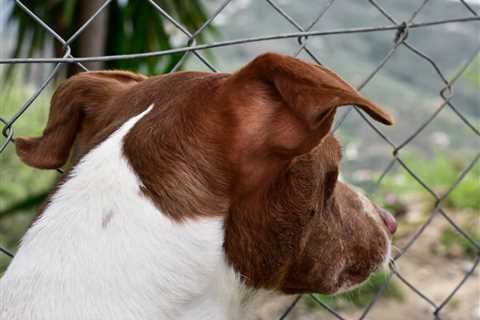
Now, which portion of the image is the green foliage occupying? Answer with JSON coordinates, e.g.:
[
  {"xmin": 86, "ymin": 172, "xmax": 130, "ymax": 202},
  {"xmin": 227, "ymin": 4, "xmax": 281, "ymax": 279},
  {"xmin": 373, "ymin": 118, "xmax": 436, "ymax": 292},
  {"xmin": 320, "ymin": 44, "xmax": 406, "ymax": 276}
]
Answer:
[
  {"xmin": 0, "ymin": 78, "xmax": 57, "ymax": 273},
  {"xmin": 438, "ymin": 227, "xmax": 480, "ymax": 259},
  {"xmin": 464, "ymin": 57, "xmax": 480, "ymax": 88},
  {"xmin": 0, "ymin": 77, "xmax": 56, "ymax": 210},
  {"xmin": 6, "ymin": 0, "xmax": 216, "ymax": 76},
  {"xmin": 379, "ymin": 154, "xmax": 480, "ymax": 210},
  {"xmin": 307, "ymin": 272, "xmax": 404, "ymax": 310},
  {"xmin": 105, "ymin": 0, "xmax": 216, "ymax": 73}
]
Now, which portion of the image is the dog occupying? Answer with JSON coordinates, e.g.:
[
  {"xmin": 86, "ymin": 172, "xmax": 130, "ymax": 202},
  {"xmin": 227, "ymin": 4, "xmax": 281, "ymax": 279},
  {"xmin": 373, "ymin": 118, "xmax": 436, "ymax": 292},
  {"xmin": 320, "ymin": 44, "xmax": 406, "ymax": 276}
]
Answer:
[{"xmin": 0, "ymin": 52, "xmax": 397, "ymax": 320}]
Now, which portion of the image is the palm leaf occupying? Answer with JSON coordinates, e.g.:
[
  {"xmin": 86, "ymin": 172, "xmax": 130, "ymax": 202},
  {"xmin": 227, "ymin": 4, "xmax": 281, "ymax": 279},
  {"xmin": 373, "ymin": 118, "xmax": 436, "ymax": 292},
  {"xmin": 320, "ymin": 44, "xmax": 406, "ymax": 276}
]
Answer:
[{"xmin": 5, "ymin": 0, "xmax": 217, "ymax": 78}]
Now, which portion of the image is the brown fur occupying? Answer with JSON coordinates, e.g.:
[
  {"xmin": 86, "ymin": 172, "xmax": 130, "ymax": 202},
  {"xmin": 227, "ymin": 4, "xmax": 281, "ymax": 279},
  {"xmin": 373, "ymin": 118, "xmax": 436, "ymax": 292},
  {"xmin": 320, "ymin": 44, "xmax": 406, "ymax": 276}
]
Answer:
[
  {"xmin": 15, "ymin": 70, "xmax": 147, "ymax": 169},
  {"xmin": 15, "ymin": 52, "xmax": 395, "ymax": 294}
]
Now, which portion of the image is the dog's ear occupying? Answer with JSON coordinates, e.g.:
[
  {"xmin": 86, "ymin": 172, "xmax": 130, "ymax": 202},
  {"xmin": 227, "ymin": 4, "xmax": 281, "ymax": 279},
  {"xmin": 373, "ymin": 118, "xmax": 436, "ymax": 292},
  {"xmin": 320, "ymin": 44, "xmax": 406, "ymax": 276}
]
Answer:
[
  {"xmin": 233, "ymin": 52, "xmax": 392, "ymax": 128},
  {"xmin": 224, "ymin": 53, "xmax": 393, "ymax": 193},
  {"xmin": 15, "ymin": 71, "xmax": 146, "ymax": 169}
]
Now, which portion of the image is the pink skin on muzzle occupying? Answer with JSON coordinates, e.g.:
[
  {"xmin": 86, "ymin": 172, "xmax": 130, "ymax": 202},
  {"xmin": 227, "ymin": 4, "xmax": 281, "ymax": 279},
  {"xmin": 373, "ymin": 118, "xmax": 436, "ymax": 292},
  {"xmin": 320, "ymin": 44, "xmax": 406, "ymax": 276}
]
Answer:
[{"xmin": 379, "ymin": 208, "xmax": 397, "ymax": 235}]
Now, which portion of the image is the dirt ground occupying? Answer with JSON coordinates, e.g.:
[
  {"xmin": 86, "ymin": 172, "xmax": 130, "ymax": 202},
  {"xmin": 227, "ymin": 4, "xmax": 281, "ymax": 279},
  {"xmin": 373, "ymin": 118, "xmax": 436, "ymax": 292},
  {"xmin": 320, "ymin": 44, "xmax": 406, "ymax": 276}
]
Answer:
[{"xmin": 255, "ymin": 207, "xmax": 480, "ymax": 320}]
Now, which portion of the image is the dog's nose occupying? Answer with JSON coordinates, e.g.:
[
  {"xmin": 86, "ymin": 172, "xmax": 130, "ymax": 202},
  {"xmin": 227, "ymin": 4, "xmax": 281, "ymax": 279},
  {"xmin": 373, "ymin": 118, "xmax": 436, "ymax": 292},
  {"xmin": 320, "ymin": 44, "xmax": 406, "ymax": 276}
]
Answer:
[{"xmin": 379, "ymin": 208, "xmax": 397, "ymax": 235}]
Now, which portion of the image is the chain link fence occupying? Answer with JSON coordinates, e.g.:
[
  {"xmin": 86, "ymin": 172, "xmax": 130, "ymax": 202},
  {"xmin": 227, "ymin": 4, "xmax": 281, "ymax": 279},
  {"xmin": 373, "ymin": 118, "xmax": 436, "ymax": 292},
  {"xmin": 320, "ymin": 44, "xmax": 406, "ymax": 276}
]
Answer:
[{"xmin": 1, "ymin": 0, "xmax": 479, "ymax": 319}]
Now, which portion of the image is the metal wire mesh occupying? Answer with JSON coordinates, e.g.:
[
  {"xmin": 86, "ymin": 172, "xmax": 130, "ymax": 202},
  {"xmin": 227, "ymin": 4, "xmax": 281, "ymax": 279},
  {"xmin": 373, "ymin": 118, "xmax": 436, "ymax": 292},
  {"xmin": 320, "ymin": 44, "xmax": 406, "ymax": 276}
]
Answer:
[{"xmin": 1, "ymin": 0, "xmax": 479, "ymax": 319}]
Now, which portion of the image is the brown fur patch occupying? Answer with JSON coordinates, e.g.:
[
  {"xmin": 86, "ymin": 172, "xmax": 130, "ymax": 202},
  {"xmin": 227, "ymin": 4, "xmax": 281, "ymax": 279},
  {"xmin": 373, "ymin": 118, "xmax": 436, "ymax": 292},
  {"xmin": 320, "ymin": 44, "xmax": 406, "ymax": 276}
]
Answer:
[{"xmin": 16, "ymin": 53, "xmax": 394, "ymax": 294}]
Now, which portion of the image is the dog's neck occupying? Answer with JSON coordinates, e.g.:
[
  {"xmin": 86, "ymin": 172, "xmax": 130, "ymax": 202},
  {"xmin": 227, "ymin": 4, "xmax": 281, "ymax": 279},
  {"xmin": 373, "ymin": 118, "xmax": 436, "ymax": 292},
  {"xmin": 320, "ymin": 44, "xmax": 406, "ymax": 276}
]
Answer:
[{"xmin": 0, "ymin": 107, "xmax": 264, "ymax": 320}]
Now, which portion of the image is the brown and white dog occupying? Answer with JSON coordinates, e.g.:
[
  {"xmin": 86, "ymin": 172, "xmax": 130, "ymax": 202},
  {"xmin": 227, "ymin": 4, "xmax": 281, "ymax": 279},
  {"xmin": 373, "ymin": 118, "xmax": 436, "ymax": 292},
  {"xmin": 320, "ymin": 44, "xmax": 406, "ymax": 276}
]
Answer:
[{"xmin": 0, "ymin": 53, "xmax": 396, "ymax": 320}]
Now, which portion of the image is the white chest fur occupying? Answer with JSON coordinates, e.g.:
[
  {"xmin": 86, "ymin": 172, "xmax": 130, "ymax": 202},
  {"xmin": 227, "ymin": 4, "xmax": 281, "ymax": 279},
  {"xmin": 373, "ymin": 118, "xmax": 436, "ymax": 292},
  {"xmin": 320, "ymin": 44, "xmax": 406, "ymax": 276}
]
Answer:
[{"xmin": 0, "ymin": 106, "xmax": 258, "ymax": 320}]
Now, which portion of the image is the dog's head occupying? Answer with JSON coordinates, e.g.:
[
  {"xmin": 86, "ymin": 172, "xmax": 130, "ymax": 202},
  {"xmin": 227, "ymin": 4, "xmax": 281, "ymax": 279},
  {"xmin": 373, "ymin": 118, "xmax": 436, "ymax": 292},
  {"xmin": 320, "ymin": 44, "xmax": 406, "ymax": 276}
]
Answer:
[{"xmin": 16, "ymin": 53, "xmax": 396, "ymax": 295}]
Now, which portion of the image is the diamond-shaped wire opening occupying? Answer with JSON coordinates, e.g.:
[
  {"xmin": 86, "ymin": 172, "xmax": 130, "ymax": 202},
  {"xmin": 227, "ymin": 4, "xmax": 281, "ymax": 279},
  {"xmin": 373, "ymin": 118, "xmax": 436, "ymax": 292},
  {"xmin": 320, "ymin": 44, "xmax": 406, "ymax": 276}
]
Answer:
[
  {"xmin": 335, "ymin": 111, "xmax": 395, "ymax": 190},
  {"xmin": 391, "ymin": 209, "xmax": 479, "ymax": 317},
  {"xmin": 411, "ymin": 0, "xmax": 477, "ymax": 21},
  {"xmin": 439, "ymin": 156, "xmax": 480, "ymax": 211},
  {"xmin": 200, "ymin": 0, "xmax": 303, "ymax": 62},
  {"xmin": 389, "ymin": 126, "xmax": 478, "ymax": 223},
  {"xmin": 437, "ymin": 207, "xmax": 480, "ymax": 254},
  {"xmin": 3, "ymin": 0, "xmax": 119, "ymax": 133},
  {"xmin": 10, "ymin": 0, "xmax": 107, "ymax": 69},
  {"xmin": 391, "ymin": 269, "xmax": 440, "ymax": 316},
  {"xmin": 434, "ymin": 255, "xmax": 480, "ymax": 319},
  {"xmin": 164, "ymin": 0, "xmax": 238, "ymax": 72},
  {"xmin": 144, "ymin": 0, "xmax": 218, "ymax": 72},
  {"xmin": 394, "ymin": 76, "xmax": 479, "ymax": 156},
  {"xmin": 265, "ymin": 0, "xmax": 336, "ymax": 59}
]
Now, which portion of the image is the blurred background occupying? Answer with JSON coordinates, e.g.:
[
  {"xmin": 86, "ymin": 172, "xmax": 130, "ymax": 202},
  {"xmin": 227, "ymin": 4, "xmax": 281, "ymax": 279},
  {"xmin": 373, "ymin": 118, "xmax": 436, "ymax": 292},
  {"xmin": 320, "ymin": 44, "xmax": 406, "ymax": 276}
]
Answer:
[{"xmin": 0, "ymin": 0, "xmax": 479, "ymax": 319}]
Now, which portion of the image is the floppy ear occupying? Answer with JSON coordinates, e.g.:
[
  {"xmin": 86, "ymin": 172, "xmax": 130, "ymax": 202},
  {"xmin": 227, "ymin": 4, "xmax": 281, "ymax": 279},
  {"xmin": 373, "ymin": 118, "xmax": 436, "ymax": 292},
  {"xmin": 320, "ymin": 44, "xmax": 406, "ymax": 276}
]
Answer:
[
  {"xmin": 223, "ymin": 52, "xmax": 393, "ymax": 193},
  {"xmin": 235, "ymin": 52, "xmax": 392, "ymax": 128},
  {"xmin": 227, "ymin": 52, "xmax": 393, "ymax": 148},
  {"xmin": 15, "ymin": 71, "xmax": 146, "ymax": 169}
]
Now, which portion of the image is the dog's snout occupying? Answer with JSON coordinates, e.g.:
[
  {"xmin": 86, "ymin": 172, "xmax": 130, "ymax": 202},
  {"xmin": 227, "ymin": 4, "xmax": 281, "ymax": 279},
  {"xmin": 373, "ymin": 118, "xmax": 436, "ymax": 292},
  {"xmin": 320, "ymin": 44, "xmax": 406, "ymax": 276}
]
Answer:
[{"xmin": 379, "ymin": 208, "xmax": 397, "ymax": 235}]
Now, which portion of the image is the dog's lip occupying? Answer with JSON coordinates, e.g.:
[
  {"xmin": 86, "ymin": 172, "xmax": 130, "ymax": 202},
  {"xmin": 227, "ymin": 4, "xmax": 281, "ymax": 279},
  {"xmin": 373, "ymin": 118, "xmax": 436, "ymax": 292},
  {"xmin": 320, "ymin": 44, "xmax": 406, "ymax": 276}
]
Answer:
[{"xmin": 340, "ymin": 270, "xmax": 369, "ymax": 286}]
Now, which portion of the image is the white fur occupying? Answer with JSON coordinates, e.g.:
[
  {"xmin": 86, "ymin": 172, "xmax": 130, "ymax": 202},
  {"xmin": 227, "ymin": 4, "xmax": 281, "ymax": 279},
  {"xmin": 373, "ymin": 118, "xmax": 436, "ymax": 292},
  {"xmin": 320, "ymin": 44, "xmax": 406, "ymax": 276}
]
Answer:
[
  {"xmin": 0, "ymin": 105, "xmax": 258, "ymax": 320},
  {"xmin": 355, "ymin": 191, "xmax": 392, "ymax": 273}
]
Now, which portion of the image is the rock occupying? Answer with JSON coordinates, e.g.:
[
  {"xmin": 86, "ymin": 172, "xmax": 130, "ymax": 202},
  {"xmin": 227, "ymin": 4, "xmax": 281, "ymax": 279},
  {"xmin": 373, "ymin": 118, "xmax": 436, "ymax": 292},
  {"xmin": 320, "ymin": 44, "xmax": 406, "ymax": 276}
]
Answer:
[
  {"xmin": 462, "ymin": 261, "xmax": 477, "ymax": 276},
  {"xmin": 473, "ymin": 303, "xmax": 480, "ymax": 320}
]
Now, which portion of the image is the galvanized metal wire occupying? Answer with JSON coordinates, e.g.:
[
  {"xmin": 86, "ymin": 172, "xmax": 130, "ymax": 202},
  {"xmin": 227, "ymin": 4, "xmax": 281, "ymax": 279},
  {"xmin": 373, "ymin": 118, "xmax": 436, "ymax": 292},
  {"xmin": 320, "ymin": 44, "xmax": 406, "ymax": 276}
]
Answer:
[{"xmin": 1, "ymin": 0, "xmax": 479, "ymax": 319}]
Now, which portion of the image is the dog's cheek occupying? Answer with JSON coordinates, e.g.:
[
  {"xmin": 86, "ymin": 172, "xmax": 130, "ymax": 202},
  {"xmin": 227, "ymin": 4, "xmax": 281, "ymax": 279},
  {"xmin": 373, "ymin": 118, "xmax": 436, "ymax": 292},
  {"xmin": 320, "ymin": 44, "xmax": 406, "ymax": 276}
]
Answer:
[
  {"xmin": 342, "ymin": 212, "xmax": 389, "ymax": 272},
  {"xmin": 333, "ymin": 183, "xmax": 390, "ymax": 269},
  {"xmin": 279, "ymin": 216, "xmax": 346, "ymax": 294},
  {"xmin": 280, "ymin": 247, "xmax": 345, "ymax": 294}
]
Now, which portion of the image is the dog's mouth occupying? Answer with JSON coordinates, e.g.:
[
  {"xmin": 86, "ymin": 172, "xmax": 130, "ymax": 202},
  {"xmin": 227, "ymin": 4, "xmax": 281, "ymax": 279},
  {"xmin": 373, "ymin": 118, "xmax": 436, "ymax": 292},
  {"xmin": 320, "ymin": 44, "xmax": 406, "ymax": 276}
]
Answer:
[
  {"xmin": 334, "ymin": 236, "xmax": 393, "ymax": 294},
  {"xmin": 280, "ymin": 240, "xmax": 392, "ymax": 295},
  {"xmin": 333, "ymin": 267, "xmax": 372, "ymax": 294},
  {"xmin": 341, "ymin": 268, "xmax": 370, "ymax": 285}
]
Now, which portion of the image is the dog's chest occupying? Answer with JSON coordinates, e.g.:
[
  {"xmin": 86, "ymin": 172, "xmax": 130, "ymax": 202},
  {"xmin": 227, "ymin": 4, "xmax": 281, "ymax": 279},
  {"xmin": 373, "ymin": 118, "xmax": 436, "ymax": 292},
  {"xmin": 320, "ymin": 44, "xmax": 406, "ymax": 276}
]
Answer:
[{"xmin": 0, "ymin": 109, "xmax": 256, "ymax": 320}]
